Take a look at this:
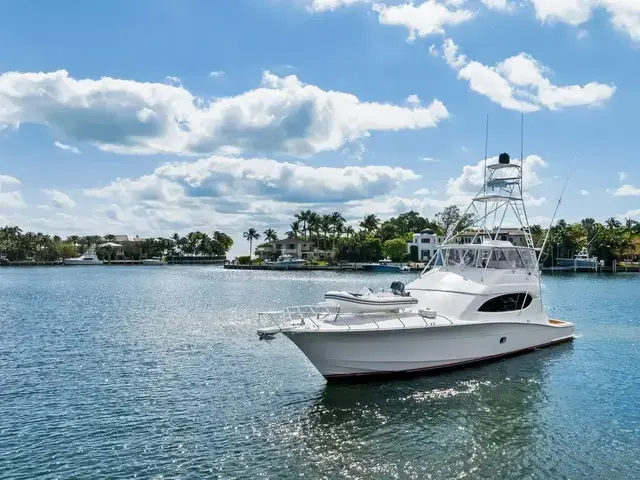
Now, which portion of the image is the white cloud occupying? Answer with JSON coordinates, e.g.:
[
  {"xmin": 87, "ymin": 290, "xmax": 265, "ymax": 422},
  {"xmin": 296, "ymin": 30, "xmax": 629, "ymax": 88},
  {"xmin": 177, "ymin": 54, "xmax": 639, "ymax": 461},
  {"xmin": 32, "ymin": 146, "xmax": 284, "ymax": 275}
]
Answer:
[
  {"xmin": 373, "ymin": 1, "xmax": 474, "ymax": 42},
  {"xmin": 428, "ymin": 44, "xmax": 439, "ymax": 56},
  {"xmin": 0, "ymin": 70, "xmax": 449, "ymax": 158},
  {"xmin": 0, "ymin": 174, "xmax": 25, "ymax": 209},
  {"xmin": 414, "ymin": 188, "xmax": 432, "ymax": 195},
  {"xmin": 614, "ymin": 184, "xmax": 640, "ymax": 196},
  {"xmin": 84, "ymin": 154, "xmax": 420, "ymax": 205},
  {"xmin": 622, "ymin": 209, "xmax": 640, "ymax": 219},
  {"xmin": 481, "ymin": 0, "xmax": 514, "ymax": 11},
  {"xmin": 165, "ymin": 76, "xmax": 182, "ymax": 86},
  {"xmin": 54, "ymin": 140, "xmax": 80, "ymax": 154},
  {"xmin": 530, "ymin": 0, "xmax": 640, "ymax": 42},
  {"xmin": 308, "ymin": 0, "xmax": 368, "ymax": 11},
  {"xmin": 0, "ymin": 174, "xmax": 21, "ymax": 186},
  {"xmin": 580, "ymin": 189, "xmax": 590, "ymax": 195},
  {"xmin": 209, "ymin": 71, "xmax": 225, "ymax": 78},
  {"xmin": 618, "ymin": 171, "xmax": 627, "ymax": 182},
  {"xmin": 441, "ymin": 38, "xmax": 615, "ymax": 111},
  {"xmin": 419, "ymin": 156, "xmax": 439, "ymax": 162},
  {"xmin": 42, "ymin": 189, "xmax": 76, "ymax": 209},
  {"xmin": 406, "ymin": 94, "xmax": 421, "ymax": 105},
  {"xmin": 446, "ymin": 154, "xmax": 548, "ymax": 201},
  {"xmin": 0, "ymin": 191, "xmax": 26, "ymax": 209}
]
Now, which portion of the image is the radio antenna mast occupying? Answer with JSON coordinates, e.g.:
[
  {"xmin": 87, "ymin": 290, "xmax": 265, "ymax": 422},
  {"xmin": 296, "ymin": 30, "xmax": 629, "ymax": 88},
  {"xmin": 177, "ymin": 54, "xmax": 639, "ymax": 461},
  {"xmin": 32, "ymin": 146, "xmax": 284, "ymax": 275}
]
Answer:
[{"xmin": 484, "ymin": 114, "xmax": 489, "ymax": 222}]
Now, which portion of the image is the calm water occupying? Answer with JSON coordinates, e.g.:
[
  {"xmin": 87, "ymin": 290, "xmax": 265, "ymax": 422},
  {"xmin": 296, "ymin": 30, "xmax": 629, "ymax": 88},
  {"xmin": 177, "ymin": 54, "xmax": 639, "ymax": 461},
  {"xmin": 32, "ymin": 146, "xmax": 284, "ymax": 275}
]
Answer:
[{"xmin": 1, "ymin": 267, "xmax": 640, "ymax": 479}]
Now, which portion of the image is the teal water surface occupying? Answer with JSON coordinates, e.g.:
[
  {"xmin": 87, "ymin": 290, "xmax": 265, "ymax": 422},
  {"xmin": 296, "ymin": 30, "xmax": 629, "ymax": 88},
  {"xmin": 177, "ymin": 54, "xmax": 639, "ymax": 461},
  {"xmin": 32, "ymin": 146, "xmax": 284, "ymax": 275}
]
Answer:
[{"xmin": 1, "ymin": 267, "xmax": 640, "ymax": 479}]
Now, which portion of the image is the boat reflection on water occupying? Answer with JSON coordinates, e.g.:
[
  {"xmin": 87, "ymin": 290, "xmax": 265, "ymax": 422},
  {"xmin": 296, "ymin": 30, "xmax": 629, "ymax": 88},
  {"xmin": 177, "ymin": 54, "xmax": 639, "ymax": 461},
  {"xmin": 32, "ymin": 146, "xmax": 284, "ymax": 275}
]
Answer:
[{"xmin": 275, "ymin": 343, "xmax": 573, "ymax": 479}]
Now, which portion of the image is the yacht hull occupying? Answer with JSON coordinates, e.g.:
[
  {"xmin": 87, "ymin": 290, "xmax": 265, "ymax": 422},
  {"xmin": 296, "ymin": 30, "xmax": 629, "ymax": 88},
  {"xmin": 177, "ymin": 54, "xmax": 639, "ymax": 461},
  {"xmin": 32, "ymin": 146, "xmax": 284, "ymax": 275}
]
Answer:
[
  {"xmin": 283, "ymin": 321, "xmax": 574, "ymax": 380},
  {"xmin": 63, "ymin": 259, "xmax": 104, "ymax": 265}
]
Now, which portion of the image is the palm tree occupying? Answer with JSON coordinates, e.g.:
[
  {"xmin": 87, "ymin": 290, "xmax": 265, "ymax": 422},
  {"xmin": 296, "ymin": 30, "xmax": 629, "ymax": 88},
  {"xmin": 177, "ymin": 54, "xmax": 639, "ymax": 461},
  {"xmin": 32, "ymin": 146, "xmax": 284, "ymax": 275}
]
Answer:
[
  {"xmin": 344, "ymin": 226, "xmax": 355, "ymax": 239},
  {"xmin": 307, "ymin": 212, "xmax": 320, "ymax": 243},
  {"xmin": 605, "ymin": 217, "xmax": 622, "ymax": 230},
  {"xmin": 243, "ymin": 228, "xmax": 260, "ymax": 261},
  {"xmin": 287, "ymin": 220, "xmax": 301, "ymax": 239},
  {"xmin": 360, "ymin": 214, "xmax": 380, "ymax": 233},
  {"xmin": 320, "ymin": 215, "xmax": 332, "ymax": 250},
  {"xmin": 263, "ymin": 228, "xmax": 278, "ymax": 244},
  {"xmin": 295, "ymin": 210, "xmax": 312, "ymax": 239}
]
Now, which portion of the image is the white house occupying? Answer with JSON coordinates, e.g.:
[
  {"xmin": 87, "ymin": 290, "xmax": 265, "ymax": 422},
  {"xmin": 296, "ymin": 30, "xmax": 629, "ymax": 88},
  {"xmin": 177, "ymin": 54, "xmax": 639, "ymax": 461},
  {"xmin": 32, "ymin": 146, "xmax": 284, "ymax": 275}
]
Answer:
[
  {"xmin": 256, "ymin": 238, "xmax": 335, "ymax": 260},
  {"xmin": 407, "ymin": 229, "xmax": 443, "ymax": 261}
]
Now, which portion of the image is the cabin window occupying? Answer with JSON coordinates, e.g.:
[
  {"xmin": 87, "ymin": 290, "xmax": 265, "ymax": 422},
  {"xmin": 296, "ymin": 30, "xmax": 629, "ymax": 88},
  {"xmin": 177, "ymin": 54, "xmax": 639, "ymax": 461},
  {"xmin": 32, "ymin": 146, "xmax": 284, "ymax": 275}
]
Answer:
[{"xmin": 478, "ymin": 293, "xmax": 533, "ymax": 312}]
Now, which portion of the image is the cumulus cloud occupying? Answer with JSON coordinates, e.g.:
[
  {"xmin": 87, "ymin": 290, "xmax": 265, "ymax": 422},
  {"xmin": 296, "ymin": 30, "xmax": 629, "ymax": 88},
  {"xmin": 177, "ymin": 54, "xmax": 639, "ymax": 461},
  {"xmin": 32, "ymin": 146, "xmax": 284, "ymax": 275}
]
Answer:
[
  {"xmin": 580, "ymin": 189, "xmax": 590, "ymax": 195},
  {"xmin": 0, "ymin": 70, "xmax": 449, "ymax": 158},
  {"xmin": 84, "ymin": 154, "xmax": 420, "ymax": 205},
  {"xmin": 42, "ymin": 189, "xmax": 76, "ymax": 208},
  {"xmin": 0, "ymin": 191, "xmax": 26, "ymax": 209},
  {"xmin": 446, "ymin": 154, "xmax": 548, "ymax": 205},
  {"xmin": 614, "ymin": 185, "xmax": 640, "ymax": 196},
  {"xmin": 0, "ymin": 174, "xmax": 25, "ymax": 209},
  {"xmin": 441, "ymin": 38, "xmax": 616, "ymax": 111},
  {"xmin": 373, "ymin": 1, "xmax": 474, "ymax": 41},
  {"xmin": 530, "ymin": 0, "xmax": 640, "ymax": 41},
  {"xmin": 308, "ymin": 0, "xmax": 368, "ymax": 11},
  {"xmin": 209, "ymin": 71, "xmax": 225, "ymax": 78},
  {"xmin": 481, "ymin": 0, "xmax": 514, "ymax": 11},
  {"xmin": 54, "ymin": 141, "xmax": 80, "ymax": 154},
  {"xmin": 0, "ymin": 174, "xmax": 21, "ymax": 186},
  {"xmin": 618, "ymin": 171, "xmax": 627, "ymax": 182}
]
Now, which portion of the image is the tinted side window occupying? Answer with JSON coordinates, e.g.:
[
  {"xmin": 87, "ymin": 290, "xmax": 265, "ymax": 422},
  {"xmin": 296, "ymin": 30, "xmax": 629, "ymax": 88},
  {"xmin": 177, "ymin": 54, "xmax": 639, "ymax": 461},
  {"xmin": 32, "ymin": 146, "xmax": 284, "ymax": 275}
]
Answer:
[{"xmin": 478, "ymin": 293, "xmax": 532, "ymax": 312}]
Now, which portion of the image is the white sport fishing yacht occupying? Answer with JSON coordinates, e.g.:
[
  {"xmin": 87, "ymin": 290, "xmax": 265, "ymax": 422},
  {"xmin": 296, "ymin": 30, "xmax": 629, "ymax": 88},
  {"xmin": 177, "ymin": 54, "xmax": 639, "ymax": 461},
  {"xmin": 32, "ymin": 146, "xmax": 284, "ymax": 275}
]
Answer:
[
  {"xmin": 64, "ymin": 248, "xmax": 103, "ymax": 265},
  {"xmin": 257, "ymin": 152, "xmax": 575, "ymax": 380}
]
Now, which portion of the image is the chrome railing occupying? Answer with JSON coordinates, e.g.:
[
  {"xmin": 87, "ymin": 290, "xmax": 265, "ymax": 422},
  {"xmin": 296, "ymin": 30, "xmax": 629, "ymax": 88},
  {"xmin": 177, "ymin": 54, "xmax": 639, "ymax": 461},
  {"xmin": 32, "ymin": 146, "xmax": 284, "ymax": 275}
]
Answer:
[{"xmin": 257, "ymin": 305, "xmax": 452, "ymax": 332}]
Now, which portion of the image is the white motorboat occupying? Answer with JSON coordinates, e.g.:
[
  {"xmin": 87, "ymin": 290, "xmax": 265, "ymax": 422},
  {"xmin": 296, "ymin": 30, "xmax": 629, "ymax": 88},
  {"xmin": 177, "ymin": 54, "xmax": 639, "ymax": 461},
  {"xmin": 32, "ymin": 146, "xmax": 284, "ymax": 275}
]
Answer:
[
  {"xmin": 266, "ymin": 254, "xmax": 306, "ymax": 269},
  {"xmin": 141, "ymin": 257, "xmax": 167, "ymax": 265},
  {"xmin": 556, "ymin": 247, "xmax": 599, "ymax": 270},
  {"xmin": 324, "ymin": 284, "xmax": 419, "ymax": 313},
  {"xmin": 257, "ymin": 152, "xmax": 575, "ymax": 381},
  {"xmin": 64, "ymin": 249, "xmax": 103, "ymax": 265}
]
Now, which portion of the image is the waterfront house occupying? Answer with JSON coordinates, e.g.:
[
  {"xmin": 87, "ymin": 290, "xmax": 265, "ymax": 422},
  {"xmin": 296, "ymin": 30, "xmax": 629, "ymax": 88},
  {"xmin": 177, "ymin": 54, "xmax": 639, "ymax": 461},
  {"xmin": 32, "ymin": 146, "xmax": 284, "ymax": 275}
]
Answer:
[
  {"xmin": 407, "ymin": 229, "xmax": 444, "ymax": 261},
  {"xmin": 256, "ymin": 238, "xmax": 335, "ymax": 261}
]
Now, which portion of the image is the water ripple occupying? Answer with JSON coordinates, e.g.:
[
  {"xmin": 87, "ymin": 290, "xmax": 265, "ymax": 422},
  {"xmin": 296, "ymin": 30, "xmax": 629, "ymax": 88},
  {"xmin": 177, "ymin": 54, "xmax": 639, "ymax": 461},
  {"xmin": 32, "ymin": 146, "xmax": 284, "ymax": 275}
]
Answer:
[{"xmin": 1, "ymin": 268, "xmax": 640, "ymax": 478}]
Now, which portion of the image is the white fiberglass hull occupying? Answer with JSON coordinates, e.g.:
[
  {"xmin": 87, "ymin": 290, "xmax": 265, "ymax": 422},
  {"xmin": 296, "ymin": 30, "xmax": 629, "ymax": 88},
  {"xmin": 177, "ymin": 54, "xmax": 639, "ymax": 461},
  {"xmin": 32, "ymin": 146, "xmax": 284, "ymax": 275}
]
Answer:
[
  {"xmin": 284, "ymin": 320, "xmax": 574, "ymax": 380},
  {"xmin": 268, "ymin": 261, "xmax": 306, "ymax": 269},
  {"xmin": 64, "ymin": 259, "xmax": 103, "ymax": 265}
]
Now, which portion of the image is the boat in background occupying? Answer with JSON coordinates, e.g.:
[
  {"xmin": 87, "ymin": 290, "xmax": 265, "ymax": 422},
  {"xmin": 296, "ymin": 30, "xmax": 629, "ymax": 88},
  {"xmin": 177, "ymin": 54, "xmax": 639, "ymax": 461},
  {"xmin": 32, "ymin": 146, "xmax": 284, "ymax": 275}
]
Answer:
[
  {"xmin": 141, "ymin": 257, "xmax": 167, "ymax": 265},
  {"xmin": 361, "ymin": 259, "xmax": 402, "ymax": 272},
  {"xmin": 64, "ymin": 248, "xmax": 103, "ymax": 265},
  {"xmin": 556, "ymin": 247, "xmax": 599, "ymax": 270},
  {"xmin": 265, "ymin": 254, "xmax": 306, "ymax": 269}
]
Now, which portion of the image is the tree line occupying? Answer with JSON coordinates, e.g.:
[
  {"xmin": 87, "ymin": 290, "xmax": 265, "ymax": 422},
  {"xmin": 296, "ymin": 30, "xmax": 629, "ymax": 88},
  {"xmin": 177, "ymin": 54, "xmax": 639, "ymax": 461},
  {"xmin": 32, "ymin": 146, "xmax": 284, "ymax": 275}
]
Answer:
[
  {"xmin": 245, "ymin": 208, "xmax": 640, "ymax": 264},
  {"xmin": 245, "ymin": 206, "xmax": 476, "ymax": 263},
  {"xmin": 0, "ymin": 226, "xmax": 234, "ymax": 262}
]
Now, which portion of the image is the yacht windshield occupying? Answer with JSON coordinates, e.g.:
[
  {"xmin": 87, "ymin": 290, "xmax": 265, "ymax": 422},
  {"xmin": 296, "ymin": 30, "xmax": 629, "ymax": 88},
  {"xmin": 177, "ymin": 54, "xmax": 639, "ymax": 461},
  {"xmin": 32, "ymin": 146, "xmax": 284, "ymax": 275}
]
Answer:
[{"xmin": 440, "ymin": 247, "xmax": 535, "ymax": 270}]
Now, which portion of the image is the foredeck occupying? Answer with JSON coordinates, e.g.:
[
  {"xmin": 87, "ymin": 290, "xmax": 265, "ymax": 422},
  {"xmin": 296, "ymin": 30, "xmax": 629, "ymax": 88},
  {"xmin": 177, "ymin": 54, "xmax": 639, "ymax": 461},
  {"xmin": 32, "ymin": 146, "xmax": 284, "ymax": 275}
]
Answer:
[{"xmin": 257, "ymin": 305, "xmax": 454, "ymax": 336}]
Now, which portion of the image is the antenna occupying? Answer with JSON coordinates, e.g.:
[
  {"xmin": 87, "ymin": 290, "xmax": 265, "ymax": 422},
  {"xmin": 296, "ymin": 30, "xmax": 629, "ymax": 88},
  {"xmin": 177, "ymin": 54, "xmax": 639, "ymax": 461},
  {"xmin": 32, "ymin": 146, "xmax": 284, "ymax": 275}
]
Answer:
[
  {"xmin": 537, "ymin": 159, "xmax": 575, "ymax": 265},
  {"xmin": 537, "ymin": 158, "xmax": 574, "ymax": 311},
  {"xmin": 484, "ymin": 114, "xmax": 489, "ymax": 219},
  {"xmin": 520, "ymin": 108, "xmax": 524, "ymax": 192}
]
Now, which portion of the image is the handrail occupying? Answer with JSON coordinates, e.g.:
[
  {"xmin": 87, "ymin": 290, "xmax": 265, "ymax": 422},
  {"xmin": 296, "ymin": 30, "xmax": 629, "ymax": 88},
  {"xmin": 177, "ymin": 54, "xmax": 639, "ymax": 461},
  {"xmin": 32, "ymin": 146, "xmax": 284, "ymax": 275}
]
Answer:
[{"xmin": 258, "ymin": 304, "xmax": 456, "ymax": 333}]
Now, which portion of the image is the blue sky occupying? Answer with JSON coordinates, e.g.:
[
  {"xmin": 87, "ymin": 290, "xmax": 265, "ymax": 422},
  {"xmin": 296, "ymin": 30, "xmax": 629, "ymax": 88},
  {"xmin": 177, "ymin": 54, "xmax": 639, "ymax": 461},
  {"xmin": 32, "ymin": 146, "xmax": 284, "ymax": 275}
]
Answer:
[{"xmin": 0, "ymin": 0, "xmax": 639, "ymax": 256}]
